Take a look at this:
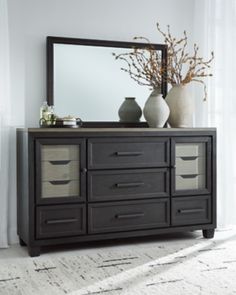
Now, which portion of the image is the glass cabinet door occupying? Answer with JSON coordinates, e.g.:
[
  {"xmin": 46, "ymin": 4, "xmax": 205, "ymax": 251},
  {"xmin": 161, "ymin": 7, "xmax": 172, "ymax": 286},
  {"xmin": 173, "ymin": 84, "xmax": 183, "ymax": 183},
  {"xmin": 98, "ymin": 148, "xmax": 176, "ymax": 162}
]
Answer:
[
  {"xmin": 36, "ymin": 139, "xmax": 86, "ymax": 204},
  {"xmin": 172, "ymin": 138, "xmax": 211, "ymax": 195}
]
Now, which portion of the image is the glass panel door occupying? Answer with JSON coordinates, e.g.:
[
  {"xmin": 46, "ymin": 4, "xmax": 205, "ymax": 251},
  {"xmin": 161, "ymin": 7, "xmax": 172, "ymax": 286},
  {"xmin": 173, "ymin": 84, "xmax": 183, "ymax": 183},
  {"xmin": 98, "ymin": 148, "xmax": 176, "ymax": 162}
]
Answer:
[
  {"xmin": 36, "ymin": 139, "xmax": 86, "ymax": 204},
  {"xmin": 175, "ymin": 142, "xmax": 206, "ymax": 190},
  {"xmin": 172, "ymin": 138, "xmax": 211, "ymax": 196},
  {"xmin": 41, "ymin": 145, "xmax": 80, "ymax": 198}
]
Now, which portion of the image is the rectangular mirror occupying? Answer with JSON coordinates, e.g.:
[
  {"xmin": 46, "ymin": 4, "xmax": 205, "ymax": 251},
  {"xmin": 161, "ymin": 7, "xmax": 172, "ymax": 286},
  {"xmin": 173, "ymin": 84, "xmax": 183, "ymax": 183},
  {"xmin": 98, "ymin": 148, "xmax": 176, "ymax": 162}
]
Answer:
[{"xmin": 47, "ymin": 37, "xmax": 167, "ymax": 123}]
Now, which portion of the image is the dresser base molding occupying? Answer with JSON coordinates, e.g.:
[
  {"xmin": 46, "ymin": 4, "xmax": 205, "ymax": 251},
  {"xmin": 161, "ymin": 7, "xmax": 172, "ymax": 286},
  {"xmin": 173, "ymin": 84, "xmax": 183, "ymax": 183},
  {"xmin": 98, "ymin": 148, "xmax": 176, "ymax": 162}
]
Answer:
[
  {"xmin": 20, "ymin": 224, "xmax": 216, "ymax": 257},
  {"xmin": 17, "ymin": 127, "xmax": 216, "ymax": 257}
]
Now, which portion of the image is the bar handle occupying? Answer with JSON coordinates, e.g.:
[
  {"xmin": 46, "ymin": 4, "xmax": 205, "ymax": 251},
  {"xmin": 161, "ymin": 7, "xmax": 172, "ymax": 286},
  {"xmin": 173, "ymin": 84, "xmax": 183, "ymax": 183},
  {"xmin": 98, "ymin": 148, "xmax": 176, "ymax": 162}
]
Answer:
[
  {"xmin": 115, "ymin": 151, "xmax": 143, "ymax": 156},
  {"xmin": 46, "ymin": 218, "xmax": 78, "ymax": 224},
  {"xmin": 115, "ymin": 212, "xmax": 144, "ymax": 219},
  {"xmin": 49, "ymin": 180, "xmax": 71, "ymax": 185},
  {"xmin": 49, "ymin": 160, "xmax": 71, "ymax": 165},
  {"xmin": 178, "ymin": 208, "xmax": 204, "ymax": 214},
  {"xmin": 115, "ymin": 182, "xmax": 144, "ymax": 188},
  {"xmin": 180, "ymin": 174, "xmax": 198, "ymax": 179},
  {"xmin": 180, "ymin": 156, "xmax": 198, "ymax": 161}
]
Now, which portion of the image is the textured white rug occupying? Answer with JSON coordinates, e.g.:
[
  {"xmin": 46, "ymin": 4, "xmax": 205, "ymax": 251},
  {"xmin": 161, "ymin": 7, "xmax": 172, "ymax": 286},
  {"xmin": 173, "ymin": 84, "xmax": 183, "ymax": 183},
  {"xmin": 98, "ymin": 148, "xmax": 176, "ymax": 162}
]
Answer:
[{"xmin": 0, "ymin": 229, "xmax": 236, "ymax": 295}]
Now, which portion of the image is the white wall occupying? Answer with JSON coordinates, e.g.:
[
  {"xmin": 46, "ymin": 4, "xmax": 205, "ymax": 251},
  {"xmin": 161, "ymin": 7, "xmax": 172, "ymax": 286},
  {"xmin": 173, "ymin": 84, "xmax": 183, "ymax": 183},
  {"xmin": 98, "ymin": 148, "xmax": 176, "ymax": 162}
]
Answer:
[{"xmin": 7, "ymin": 0, "xmax": 195, "ymax": 243}]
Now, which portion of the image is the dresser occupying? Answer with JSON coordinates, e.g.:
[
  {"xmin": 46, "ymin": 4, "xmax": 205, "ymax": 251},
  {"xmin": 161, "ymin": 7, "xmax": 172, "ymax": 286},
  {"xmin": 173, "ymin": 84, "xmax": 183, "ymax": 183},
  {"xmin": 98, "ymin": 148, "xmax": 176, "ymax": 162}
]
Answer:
[{"xmin": 17, "ymin": 128, "xmax": 216, "ymax": 256}]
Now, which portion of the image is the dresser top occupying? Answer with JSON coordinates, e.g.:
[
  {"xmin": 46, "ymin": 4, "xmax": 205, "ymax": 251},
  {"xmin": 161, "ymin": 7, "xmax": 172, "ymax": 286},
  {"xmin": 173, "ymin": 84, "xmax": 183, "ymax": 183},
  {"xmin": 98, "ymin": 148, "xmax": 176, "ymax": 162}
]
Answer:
[{"xmin": 18, "ymin": 127, "xmax": 216, "ymax": 133}]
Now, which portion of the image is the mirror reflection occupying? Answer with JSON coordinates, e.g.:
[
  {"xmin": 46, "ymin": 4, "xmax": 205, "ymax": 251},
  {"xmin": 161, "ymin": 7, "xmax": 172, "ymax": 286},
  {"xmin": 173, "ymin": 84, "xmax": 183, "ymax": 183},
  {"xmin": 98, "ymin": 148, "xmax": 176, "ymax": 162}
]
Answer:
[{"xmin": 48, "ymin": 38, "xmax": 167, "ymax": 122}]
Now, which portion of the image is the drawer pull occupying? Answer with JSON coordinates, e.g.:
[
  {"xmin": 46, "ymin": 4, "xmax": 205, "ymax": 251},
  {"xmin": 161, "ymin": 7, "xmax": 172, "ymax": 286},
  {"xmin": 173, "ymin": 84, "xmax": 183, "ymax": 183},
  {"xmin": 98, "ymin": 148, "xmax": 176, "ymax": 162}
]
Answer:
[
  {"xmin": 45, "ymin": 218, "xmax": 78, "ymax": 224},
  {"xmin": 49, "ymin": 180, "xmax": 71, "ymax": 185},
  {"xmin": 178, "ymin": 208, "xmax": 204, "ymax": 214},
  {"xmin": 115, "ymin": 212, "xmax": 144, "ymax": 219},
  {"xmin": 180, "ymin": 174, "xmax": 198, "ymax": 179},
  {"xmin": 180, "ymin": 156, "xmax": 198, "ymax": 161},
  {"xmin": 49, "ymin": 160, "xmax": 71, "ymax": 165},
  {"xmin": 116, "ymin": 182, "xmax": 144, "ymax": 188},
  {"xmin": 115, "ymin": 151, "xmax": 143, "ymax": 156}
]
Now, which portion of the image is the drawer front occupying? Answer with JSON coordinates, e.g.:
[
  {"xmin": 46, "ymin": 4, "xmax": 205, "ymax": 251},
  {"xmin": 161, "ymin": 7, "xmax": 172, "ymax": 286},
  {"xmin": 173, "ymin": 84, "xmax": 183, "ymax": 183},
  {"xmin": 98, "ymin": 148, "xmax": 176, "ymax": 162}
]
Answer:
[
  {"xmin": 42, "ymin": 180, "xmax": 80, "ymax": 198},
  {"xmin": 176, "ymin": 175, "xmax": 205, "ymax": 190},
  {"xmin": 176, "ymin": 157, "xmax": 205, "ymax": 175},
  {"xmin": 176, "ymin": 143, "xmax": 205, "ymax": 157},
  {"xmin": 172, "ymin": 196, "xmax": 211, "ymax": 226},
  {"xmin": 88, "ymin": 199, "xmax": 170, "ymax": 233},
  {"xmin": 41, "ymin": 145, "xmax": 79, "ymax": 161},
  {"xmin": 36, "ymin": 204, "xmax": 86, "ymax": 239},
  {"xmin": 42, "ymin": 161, "xmax": 79, "ymax": 181},
  {"xmin": 88, "ymin": 168, "xmax": 169, "ymax": 201},
  {"xmin": 88, "ymin": 137, "xmax": 169, "ymax": 169}
]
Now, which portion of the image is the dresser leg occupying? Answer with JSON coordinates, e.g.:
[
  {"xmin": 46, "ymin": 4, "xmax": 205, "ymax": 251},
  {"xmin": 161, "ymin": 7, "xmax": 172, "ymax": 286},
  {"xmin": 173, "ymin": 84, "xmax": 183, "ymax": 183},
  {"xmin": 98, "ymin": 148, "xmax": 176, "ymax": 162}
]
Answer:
[
  {"xmin": 203, "ymin": 229, "xmax": 215, "ymax": 239},
  {"xmin": 19, "ymin": 238, "xmax": 26, "ymax": 246},
  {"xmin": 28, "ymin": 246, "xmax": 41, "ymax": 257}
]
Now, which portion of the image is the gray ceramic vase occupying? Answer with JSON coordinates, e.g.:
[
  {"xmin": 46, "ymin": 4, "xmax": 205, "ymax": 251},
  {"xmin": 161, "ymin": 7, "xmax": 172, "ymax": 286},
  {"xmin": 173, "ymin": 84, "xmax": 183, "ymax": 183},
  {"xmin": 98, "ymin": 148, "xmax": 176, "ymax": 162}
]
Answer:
[{"xmin": 118, "ymin": 97, "xmax": 142, "ymax": 122}]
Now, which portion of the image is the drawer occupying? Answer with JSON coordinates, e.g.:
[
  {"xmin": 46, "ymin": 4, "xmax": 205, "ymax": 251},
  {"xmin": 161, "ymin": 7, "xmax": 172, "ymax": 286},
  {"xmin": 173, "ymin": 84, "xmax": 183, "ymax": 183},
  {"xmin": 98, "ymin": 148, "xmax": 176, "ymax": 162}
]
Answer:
[
  {"xmin": 171, "ymin": 195, "xmax": 211, "ymax": 226},
  {"xmin": 176, "ymin": 143, "xmax": 205, "ymax": 157},
  {"xmin": 41, "ymin": 180, "xmax": 80, "ymax": 198},
  {"xmin": 41, "ymin": 145, "xmax": 79, "ymax": 161},
  {"xmin": 176, "ymin": 157, "xmax": 205, "ymax": 175},
  {"xmin": 88, "ymin": 199, "xmax": 170, "ymax": 233},
  {"xmin": 36, "ymin": 204, "xmax": 86, "ymax": 239},
  {"xmin": 41, "ymin": 160, "xmax": 80, "ymax": 181},
  {"xmin": 88, "ymin": 168, "xmax": 169, "ymax": 201},
  {"xmin": 176, "ymin": 174, "xmax": 205, "ymax": 190},
  {"xmin": 88, "ymin": 137, "xmax": 169, "ymax": 169}
]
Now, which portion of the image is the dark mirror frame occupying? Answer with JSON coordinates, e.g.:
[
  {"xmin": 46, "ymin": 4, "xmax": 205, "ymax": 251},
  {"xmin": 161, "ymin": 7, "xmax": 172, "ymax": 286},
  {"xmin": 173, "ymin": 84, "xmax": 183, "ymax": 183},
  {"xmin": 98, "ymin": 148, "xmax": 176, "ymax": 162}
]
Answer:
[{"xmin": 46, "ymin": 36, "xmax": 168, "ymax": 128}]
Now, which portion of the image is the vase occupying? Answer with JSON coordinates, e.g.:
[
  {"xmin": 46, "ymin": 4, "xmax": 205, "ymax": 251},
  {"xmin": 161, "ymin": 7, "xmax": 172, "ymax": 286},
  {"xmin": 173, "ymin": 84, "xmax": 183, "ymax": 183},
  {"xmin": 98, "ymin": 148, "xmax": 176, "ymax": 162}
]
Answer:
[
  {"xmin": 143, "ymin": 89, "xmax": 170, "ymax": 128},
  {"xmin": 165, "ymin": 84, "xmax": 194, "ymax": 128},
  {"xmin": 118, "ymin": 97, "xmax": 142, "ymax": 122}
]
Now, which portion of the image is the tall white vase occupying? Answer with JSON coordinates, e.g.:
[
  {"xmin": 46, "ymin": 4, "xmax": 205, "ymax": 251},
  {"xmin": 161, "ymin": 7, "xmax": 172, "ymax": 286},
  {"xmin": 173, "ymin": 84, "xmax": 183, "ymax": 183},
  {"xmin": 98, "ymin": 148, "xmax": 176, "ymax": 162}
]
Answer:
[
  {"xmin": 143, "ymin": 89, "xmax": 170, "ymax": 128},
  {"xmin": 165, "ymin": 84, "xmax": 194, "ymax": 128}
]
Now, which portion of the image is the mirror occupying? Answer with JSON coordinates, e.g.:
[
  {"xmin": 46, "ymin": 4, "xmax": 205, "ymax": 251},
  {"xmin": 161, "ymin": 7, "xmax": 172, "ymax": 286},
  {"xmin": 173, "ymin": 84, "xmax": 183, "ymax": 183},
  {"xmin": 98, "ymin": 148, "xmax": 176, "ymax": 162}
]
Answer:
[{"xmin": 47, "ymin": 37, "xmax": 167, "ymax": 123}]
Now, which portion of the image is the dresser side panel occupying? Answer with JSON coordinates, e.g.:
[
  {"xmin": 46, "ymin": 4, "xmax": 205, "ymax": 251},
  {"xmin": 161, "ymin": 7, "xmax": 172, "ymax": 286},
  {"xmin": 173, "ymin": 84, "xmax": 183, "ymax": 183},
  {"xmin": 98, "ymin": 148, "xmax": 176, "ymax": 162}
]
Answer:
[{"xmin": 17, "ymin": 130, "xmax": 29, "ymax": 243}]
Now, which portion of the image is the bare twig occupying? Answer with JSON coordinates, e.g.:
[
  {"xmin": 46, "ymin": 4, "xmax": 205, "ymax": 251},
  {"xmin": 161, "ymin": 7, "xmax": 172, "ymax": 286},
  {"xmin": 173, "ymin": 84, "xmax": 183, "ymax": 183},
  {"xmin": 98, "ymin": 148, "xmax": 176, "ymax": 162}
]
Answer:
[
  {"xmin": 113, "ymin": 23, "xmax": 214, "ymax": 100},
  {"xmin": 156, "ymin": 22, "xmax": 214, "ymax": 100}
]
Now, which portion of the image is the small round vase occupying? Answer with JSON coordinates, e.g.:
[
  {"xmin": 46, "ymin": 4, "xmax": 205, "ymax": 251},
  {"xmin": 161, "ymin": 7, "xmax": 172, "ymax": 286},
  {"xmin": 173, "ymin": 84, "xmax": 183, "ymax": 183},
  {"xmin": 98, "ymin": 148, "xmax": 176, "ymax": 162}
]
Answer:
[
  {"xmin": 143, "ymin": 89, "xmax": 170, "ymax": 128},
  {"xmin": 165, "ymin": 84, "xmax": 194, "ymax": 128},
  {"xmin": 118, "ymin": 97, "xmax": 142, "ymax": 122}
]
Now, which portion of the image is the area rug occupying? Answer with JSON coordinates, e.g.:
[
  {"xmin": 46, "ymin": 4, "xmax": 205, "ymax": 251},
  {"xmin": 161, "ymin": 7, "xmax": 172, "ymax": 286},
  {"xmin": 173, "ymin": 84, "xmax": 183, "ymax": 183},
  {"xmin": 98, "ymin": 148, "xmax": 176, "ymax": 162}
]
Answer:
[{"xmin": 0, "ymin": 230, "xmax": 236, "ymax": 295}]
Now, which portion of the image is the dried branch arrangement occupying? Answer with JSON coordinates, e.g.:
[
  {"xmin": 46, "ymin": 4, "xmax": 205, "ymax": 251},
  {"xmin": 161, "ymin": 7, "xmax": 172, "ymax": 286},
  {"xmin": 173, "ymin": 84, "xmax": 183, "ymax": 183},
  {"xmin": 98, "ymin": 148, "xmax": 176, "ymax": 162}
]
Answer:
[
  {"xmin": 156, "ymin": 23, "xmax": 214, "ymax": 100},
  {"xmin": 113, "ymin": 23, "xmax": 214, "ymax": 100},
  {"xmin": 112, "ymin": 37, "xmax": 163, "ymax": 90}
]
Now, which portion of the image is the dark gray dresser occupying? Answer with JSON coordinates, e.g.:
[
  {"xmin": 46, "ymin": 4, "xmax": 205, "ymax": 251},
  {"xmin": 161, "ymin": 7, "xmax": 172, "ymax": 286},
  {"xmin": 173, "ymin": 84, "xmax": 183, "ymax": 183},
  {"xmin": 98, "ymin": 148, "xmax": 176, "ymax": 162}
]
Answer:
[{"xmin": 17, "ymin": 127, "xmax": 216, "ymax": 256}]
